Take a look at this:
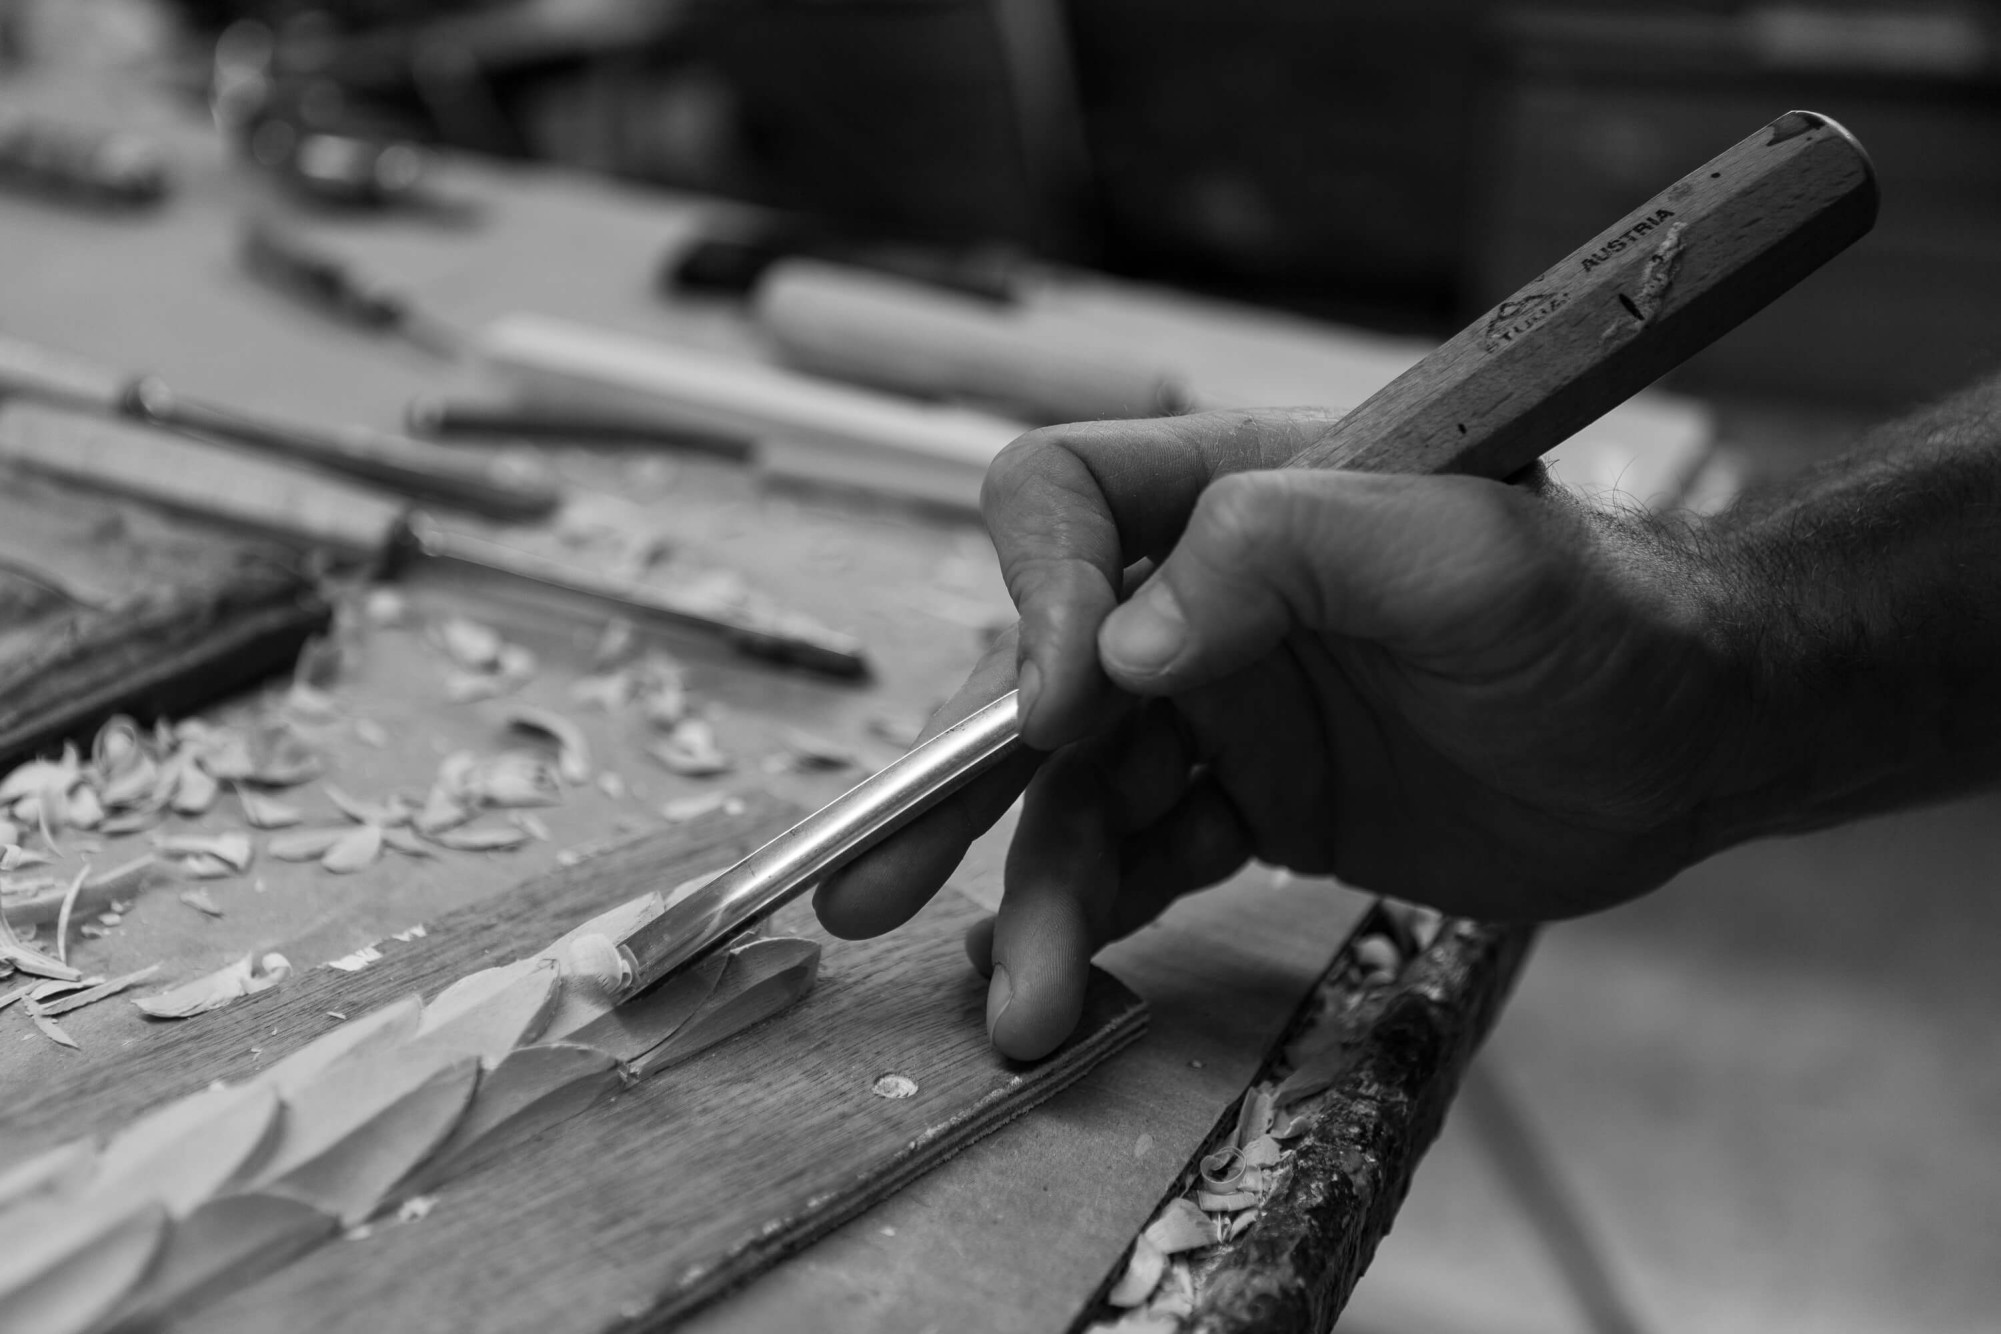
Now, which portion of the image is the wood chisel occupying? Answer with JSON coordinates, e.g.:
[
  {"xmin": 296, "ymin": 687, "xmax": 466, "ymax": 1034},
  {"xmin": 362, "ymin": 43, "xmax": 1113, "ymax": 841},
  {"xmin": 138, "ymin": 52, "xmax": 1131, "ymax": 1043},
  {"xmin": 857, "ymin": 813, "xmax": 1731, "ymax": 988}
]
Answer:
[
  {"xmin": 0, "ymin": 332, "xmax": 558, "ymax": 521},
  {"xmin": 618, "ymin": 109, "xmax": 1880, "ymax": 991},
  {"xmin": 0, "ymin": 400, "xmax": 870, "ymax": 678}
]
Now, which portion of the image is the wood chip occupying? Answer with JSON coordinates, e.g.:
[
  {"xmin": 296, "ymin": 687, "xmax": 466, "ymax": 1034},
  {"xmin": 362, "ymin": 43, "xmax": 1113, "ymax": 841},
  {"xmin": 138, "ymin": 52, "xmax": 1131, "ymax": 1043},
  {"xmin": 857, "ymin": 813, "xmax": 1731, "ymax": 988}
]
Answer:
[
  {"xmin": 29, "ymin": 1011, "xmax": 78, "ymax": 1049},
  {"xmin": 160, "ymin": 833, "xmax": 254, "ymax": 872},
  {"xmin": 502, "ymin": 704, "xmax": 592, "ymax": 784},
  {"xmin": 30, "ymin": 965, "xmax": 161, "ymax": 1016},
  {"xmin": 649, "ymin": 718, "xmax": 731, "ymax": 778},
  {"xmin": 379, "ymin": 827, "xmax": 435, "ymax": 858},
  {"xmin": 324, "ymin": 786, "xmax": 403, "ymax": 828},
  {"xmin": 236, "ymin": 788, "xmax": 302, "ymax": 829},
  {"xmin": 412, "ymin": 787, "xmax": 471, "ymax": 835},
  {"xmin": 436, "ymin": 617, "xmax": 503, "ymax": 670},
  {"xmin": 179, "ymin": 888, "xmax": 225, "ymax": 917},
  {"xmin": 1144, "ymin": 1198, "xmax": 1218, "ymax": 1255},
  {"xmin": 1106, "ymin": 1233, "xmax": 1166, "ymax": 1308},
  {"xmin": 778, "ymin": 728, "xmax": 857, "ymax": 771},
  {"xmin": 267, "ymin": 827, "xmax": 347, "ymax": 862},
  {"xmin": 430, "ymin": 824, "xmax": 529, "ymax": 852},
  {"xmin": 53, "ymin": 863, "xmax": 89, "ymax": 965},
  {"xmin": 320, "ymin": 824, "xmax": 384, "ymax": 875},
  {"xmin": 170, "ymin": 763, "xmax": 219, "ymax": 816},
  {"xmin": 134, "ymin": 953, "xmax": 290, "ymax": 1019}
]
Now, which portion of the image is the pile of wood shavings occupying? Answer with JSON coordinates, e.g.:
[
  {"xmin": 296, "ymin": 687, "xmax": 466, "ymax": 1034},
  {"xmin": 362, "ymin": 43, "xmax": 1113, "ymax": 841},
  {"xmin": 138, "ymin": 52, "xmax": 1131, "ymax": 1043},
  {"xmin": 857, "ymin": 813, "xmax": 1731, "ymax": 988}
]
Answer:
[{"xmin": 1087, "ymin": 902, "xmax": 1445, "ymax": 1333}]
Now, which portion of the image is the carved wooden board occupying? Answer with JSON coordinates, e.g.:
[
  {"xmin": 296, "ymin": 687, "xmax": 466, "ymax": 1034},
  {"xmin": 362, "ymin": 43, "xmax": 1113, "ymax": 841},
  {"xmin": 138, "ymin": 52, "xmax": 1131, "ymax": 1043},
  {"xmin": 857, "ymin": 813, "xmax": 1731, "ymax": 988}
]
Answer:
[{"xmin": 1, "ymin": 797, "xmax": 1145, "ymax": 1331}]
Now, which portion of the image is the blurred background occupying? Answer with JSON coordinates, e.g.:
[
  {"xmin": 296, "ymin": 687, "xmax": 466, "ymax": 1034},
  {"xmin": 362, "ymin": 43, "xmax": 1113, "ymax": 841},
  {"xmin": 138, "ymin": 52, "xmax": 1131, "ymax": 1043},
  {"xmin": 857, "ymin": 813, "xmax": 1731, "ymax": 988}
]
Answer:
[
  {"xmin": 2, "ymin": 3, "xmax": 1998, "ymax": 1332},
  {"xmin": 12, "ymin": 0, "xmax": 2001, "ymax": 407}
]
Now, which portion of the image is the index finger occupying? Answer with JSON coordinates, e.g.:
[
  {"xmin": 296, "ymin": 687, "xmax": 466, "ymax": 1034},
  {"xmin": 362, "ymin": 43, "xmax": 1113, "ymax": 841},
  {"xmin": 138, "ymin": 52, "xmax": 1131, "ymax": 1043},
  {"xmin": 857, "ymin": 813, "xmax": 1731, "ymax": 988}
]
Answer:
[{"xmin": 983, "ymin": 407, "xmax": 1343, "ymax": 749}]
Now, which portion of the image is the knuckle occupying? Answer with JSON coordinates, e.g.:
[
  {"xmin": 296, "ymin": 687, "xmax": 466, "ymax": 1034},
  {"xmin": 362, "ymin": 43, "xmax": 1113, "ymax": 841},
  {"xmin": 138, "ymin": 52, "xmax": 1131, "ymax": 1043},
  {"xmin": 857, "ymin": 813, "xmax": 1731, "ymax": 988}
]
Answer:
[{"xmin": 1191, "ymin": 471, "xmax": 1293, "ymax": 562}]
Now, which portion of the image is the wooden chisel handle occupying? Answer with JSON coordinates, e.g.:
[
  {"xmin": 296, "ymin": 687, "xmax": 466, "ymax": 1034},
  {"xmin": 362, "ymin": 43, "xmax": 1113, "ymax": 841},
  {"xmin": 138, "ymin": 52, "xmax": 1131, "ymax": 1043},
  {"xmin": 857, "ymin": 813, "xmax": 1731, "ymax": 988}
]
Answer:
[
  {"xmin": 1297, "ymin": 109, "xmax": 1876, "ymax": 478},
  {"xmin": 620, "ymin": 111, "xmax": 1881, "ymax": 988}
]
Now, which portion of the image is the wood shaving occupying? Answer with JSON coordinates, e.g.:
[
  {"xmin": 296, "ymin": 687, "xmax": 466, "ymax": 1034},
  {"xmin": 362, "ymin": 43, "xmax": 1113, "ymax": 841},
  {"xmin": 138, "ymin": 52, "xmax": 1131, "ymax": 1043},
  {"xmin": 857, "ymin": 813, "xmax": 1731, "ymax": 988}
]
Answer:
[
  {"xmin": 435, "ymin": 617, "xmax": 503, "ymax": 670},
  {"xmin": 178, "ymin": 889, "xmax": 225, "ymax": 916},
  {"xmin": 320, "ymin": 824, "xmax": 384, "ymax": 875},
  {"xmin": 649, "ymin": 719, "xmax": 731, "ymax": 778},
  {"xmin": 394, "ymin": 1194, "xmax": 437, "ymax": 1223},
  {"xmin": 30, "ymin": 1011, "xmax": 79, "ymax": 1048},
  {"xmin": 568, "ymin": 671, "xmax": 633, "ymax": 712},
  {"xmin": 379, "ymin": 828, "xmax": 434, "ymax": 859},
  {"xmin": 870, "ymin": 1073, "xmax": 918, "ymax": 1100},
  {"xmin": 324, "ymin": 786, "xmax": 404, "ymax": 828},
  {"xmin": 267, "ymin": 827, "xmax": 347, "ymax": 862},
  {"xmin": 159, "ymin": 833, "xmax": 254, "ymax": 872},
  {"xmin": 502, "ymin": 705, "xmax": 591, "ymax": 784},
  {"xmin": 325, "ymin": 945, "xmax": 383, "ymax": 973},
  {"xmin": 22, "ymin": 961, "xmax": 157, "ymax": 1016},
  {"xmin": 560, "ymin": 934, "xmax": 631, "ymax": 995},
  {"xmin": 777, "ymin": 729, "xmax": 858, "ymax": 772},
  {"xmin": 133, "ymin": 953, "xmax": 291, "ymax": 1018},
  {"xmin": 108, "ymin": 1194, "xmax": 336, "ymax": 1329},
  {"xmin": 430, "ymin": 824, "xmax": 529, "ymax": 852},
  {"xmin": 660, "ymin": 791, "xmax": 742, "ymax": 823},
  {"xmin": 398, "ymin": 1044, "xmax": 622, "ymax": 1198},
  {"xmin": 237, "ymin": 788, "xmax": 302, "ymax": 829},
  {"xmin": 511, "ymin": 813, "xmax": 550, "ymax": 842},
  {"xmin": 1107, "ymin": 1234, "xmax": 1165, "ymax": 1308},
  {"xmin": 413, "ymin": 786, "xmax": 471, "ymax": 835},
  {"xmin": 170, "ymin": 763, "xmax": 219, "ymax": 816},
  {"xmin": 0, "ymin": 901, "xmax": 82, "ymax": 980},
  {"xmin": 53, "ymin": 862, "xmax": 89, "ymax": 964}
]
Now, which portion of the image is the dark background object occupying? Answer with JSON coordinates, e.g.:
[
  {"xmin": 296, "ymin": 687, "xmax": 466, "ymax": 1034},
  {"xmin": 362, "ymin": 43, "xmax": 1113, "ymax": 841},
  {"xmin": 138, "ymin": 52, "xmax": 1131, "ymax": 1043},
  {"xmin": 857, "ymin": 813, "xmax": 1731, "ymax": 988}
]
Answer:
[{"xmin": 166, "ymin": 1, "xmax": 2001, "ymax": 410}]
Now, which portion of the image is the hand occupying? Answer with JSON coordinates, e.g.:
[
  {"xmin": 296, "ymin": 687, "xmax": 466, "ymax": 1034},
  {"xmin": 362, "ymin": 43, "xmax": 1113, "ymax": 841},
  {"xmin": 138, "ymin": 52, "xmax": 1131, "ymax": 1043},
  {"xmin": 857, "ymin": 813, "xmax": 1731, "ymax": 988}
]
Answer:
[{"xmin": 816, "ymin": 409, "xmax": 1743, "ymax": 1059}]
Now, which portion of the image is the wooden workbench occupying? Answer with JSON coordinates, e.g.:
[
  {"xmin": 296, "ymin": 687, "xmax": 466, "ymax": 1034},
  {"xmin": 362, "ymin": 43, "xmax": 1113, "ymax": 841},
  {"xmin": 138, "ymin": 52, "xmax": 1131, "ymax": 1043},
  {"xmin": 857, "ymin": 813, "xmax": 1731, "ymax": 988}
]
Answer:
[{"xmin": 0, "ymin": 70, "xmax": 1540, "ymax": 1332}]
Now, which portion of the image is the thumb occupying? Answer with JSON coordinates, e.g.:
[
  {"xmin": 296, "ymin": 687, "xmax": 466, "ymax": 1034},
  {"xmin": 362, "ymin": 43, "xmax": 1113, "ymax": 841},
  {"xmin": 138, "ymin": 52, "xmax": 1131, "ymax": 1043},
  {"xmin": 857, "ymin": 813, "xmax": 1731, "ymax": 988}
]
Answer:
[{"xmin": 1096, "ymin": 469, "xmax": 1543, "ymax": 693}]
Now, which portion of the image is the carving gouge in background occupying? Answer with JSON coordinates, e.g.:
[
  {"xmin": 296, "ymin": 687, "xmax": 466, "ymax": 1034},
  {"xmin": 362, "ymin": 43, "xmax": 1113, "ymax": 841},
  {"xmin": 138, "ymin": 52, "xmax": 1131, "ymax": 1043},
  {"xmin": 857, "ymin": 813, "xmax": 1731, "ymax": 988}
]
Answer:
[
  {"xmin": 618, "ymin": 109, "xmax": 1880, "ymax": 991},
  {"xmin": 0, "ymin": 332, "xmax": 560, "ymax": 522},
  {"xmin": 0, "ymin": 401, "xmax": 870, "ymax": 679}
]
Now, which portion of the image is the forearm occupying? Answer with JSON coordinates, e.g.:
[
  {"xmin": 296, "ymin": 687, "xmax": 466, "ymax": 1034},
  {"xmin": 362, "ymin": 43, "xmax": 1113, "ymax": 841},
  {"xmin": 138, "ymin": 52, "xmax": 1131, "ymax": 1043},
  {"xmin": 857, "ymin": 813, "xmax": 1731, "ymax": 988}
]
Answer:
[{"xmin": 1687, "ymin": 371, "xmax": 2001, "ymax": 846}]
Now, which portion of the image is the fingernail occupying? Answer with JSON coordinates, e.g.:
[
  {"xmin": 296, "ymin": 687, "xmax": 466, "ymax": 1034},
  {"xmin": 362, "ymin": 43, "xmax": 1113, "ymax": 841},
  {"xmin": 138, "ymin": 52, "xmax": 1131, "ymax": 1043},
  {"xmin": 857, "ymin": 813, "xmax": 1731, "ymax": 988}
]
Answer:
[
  {"xmin": 1101, "ymin": 580, "xmax": 1187, "ymax": 676},
  {"xmin": 985, "ymin": 964, "xmax": 1012, "ymax": 1039},
  {"xmin": 1016, "ymin": 658, "xmax": 1042, "ymax": 730}
]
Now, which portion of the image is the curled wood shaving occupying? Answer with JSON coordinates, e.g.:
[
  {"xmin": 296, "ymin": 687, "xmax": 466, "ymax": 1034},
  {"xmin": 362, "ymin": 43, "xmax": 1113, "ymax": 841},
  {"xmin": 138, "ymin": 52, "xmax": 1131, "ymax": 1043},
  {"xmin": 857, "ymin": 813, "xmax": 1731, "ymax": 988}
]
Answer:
[
  {"xmin": 53, "ymin": 862, "xmax": 89, "ymax": 964},
  {"xmin": 871, "ymin": 1073, "xmax": 918, "ymax": 1100},
  {"xmin": 502, "ymin": 705, "xmax": 592, "ymax": 784},
  {"xmin": 134, "ymin": 953, "xmax": 290, "ymax": 1018},
  {"xmin": 1143, "ymin": 1198, "xmax": 1218, "ymax": 1256}
]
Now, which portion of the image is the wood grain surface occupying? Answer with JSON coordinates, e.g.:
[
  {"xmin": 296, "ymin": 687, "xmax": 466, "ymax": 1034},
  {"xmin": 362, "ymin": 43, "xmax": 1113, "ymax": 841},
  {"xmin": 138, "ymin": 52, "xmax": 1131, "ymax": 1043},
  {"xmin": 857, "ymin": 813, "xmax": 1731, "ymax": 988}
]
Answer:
[{"xmin": 3, "ymin": 797, "xmax": 1146, "ymax": 1331}]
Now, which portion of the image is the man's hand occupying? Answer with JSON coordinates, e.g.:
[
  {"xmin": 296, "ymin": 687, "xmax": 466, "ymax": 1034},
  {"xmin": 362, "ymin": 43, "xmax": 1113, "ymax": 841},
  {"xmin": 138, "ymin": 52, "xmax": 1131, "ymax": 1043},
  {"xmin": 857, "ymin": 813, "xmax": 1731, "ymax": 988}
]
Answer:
[{"xmin": 816, "ymin": 408, "xmax": 1746, "ymax": 1059}]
